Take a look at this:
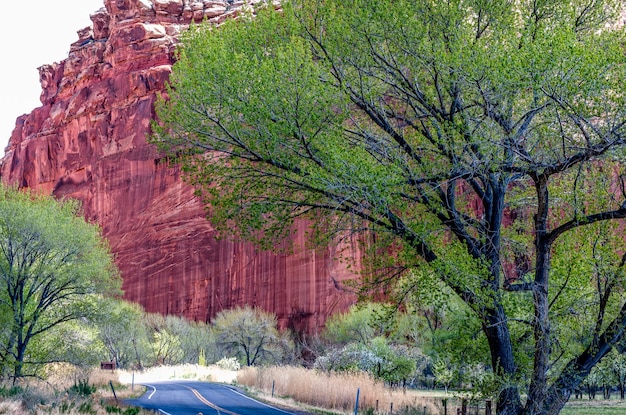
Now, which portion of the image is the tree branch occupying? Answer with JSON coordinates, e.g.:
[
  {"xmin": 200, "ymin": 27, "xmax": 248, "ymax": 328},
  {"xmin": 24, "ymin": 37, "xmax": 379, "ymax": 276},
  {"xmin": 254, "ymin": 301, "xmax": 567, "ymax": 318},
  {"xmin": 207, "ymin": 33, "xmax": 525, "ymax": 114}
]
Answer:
[{"xmin": 547, "ymin": 206, "xmax": 626, "ymax": 245}]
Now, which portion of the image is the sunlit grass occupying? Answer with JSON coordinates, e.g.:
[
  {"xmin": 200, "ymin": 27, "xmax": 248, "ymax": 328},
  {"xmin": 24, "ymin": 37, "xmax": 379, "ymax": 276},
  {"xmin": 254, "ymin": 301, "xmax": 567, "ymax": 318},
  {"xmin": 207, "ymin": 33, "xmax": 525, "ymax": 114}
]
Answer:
[
  {"xmin": 9, "ymin": 363, "xmax": 626, "ymax": 415},
  {"xmin": 562, "ymin": 408, "xmax": 626, "ymax": 414},
  {"xmin": 0, "ymin": 364, "xmax": 151, "ymax": 415},
  {"xmin": 562, "ymin": 398, "xmax": 626, "ymax": 415},
  {"xmin": 237, "ymin": 365, "xmax": 438, "ymax": 414}
]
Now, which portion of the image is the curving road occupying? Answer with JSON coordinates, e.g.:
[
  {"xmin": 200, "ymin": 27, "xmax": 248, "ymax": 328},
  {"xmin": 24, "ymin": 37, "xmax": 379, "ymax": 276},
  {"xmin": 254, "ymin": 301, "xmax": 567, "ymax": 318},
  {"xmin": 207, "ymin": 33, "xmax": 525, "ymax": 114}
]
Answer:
[{"xmin": 125, "ymin": 381, "xmax": 298, "ymax": 415}]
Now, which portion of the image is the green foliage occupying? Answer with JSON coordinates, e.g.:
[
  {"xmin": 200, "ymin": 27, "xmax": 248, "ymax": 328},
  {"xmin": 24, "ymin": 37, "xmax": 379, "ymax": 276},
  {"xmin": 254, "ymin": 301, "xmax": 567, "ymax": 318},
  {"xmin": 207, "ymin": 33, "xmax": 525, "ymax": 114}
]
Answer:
[
  {"xmin": 315, "ymin": 334, "xmax": 417, "ymax": 385},
  {"xmin": 432, "ymin": 360, "xmax": 457, "ymax": 393},
  {"xmin": 461, "ymin": 363, "xmax": 499, "ymax": 400},
  {"xmin": 94, "ymin": 298, "xmax": 149, "ymax": 370},
  {"xmin": 324, "ymin": 303, "xmax": 392, "ymax": 345},
  {"xmin": 78, "ymin": 400, "xmax": 95, "ymax": 414},
  {"xmin": 60, "ymin": 400, "xmax": 74, "ymax": 413},
  {"xmin": 105, "ymin": 405, "xmax": 141, "ymax": 415},
  {"xmin": 150, "ymin": 330, "xmax": 184, "ymax": 366},
  {"xmin": 161, "ymin": 314, "xmax": 215, "ymax": 365},
  {"xmin": 142, "ymin": 312, "xmax": 215, "ymax": 367},
  {"xmin": 93, "ymin": 302, "xmax": 216, "ymax": 370},
  {"xmin": 105, "ymin": 404, "xmax": 122, "ymax": 413},
  {"xmin": 198, "ymin": 348, "xmax": 207, "ymax": 366},
  {"xmin": 0, "ymin": 185, "xmax": 121, "ymax": 380},
  {"xmin": 34, "ymin": 319, "xmax": 107, "ymax": 370},
  {"xmin": 154, "ymin": 1, "xmax": 626, "ymax": 413},
  {"xmin": 368, "ymin": 337, "xmax": 417, "ymax": 384},
  {"xmin": 0, "ymin": 384, "xmax": 23, "ymax": 397}
]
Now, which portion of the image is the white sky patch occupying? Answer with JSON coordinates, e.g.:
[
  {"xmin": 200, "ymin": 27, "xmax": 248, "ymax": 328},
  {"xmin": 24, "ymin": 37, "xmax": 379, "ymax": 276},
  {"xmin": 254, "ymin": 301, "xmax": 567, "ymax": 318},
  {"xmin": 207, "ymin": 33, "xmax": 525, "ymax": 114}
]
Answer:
[{"xmin": 0, "ymin": 0, "xmax": 104, "ymax": 154}]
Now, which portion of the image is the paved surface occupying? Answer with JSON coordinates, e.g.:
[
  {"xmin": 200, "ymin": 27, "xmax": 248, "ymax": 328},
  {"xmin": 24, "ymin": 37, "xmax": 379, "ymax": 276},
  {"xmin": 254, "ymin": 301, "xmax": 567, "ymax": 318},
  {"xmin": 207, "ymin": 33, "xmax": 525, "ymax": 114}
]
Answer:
[{"xmin": 125, "ymin": 381, "xmax": 297, "ymax": 415}]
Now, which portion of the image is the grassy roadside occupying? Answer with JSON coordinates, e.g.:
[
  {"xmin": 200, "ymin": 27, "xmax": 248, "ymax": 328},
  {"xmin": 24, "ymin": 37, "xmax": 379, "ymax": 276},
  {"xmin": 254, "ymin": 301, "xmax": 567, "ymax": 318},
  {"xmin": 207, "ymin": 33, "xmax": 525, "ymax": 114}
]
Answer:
[
  {"xmin": 0, "ymin": 365, "xmax": 149, "ymax": 415},
  {"xmin": 562, "ymin": 398, "xmax": 626, "ymax": 415},
  {"xmin": 6, "ymin": 364, "xmax": 626, "ymax": 415},
  {"xmin": 236, "ymin": 366, "xmax": 439, "ymax": 415},
  {"xmin": 235, "ymin": 366, "xmax": 626, "ymax": 415}
]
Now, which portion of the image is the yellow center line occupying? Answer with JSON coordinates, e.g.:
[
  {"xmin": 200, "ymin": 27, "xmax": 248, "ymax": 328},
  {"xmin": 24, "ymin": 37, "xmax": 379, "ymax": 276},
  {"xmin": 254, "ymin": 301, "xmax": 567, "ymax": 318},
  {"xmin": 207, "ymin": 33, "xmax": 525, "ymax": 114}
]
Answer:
[{"xmin": 184, "ymin": 386, "xmax": 240, "ymax": 415}]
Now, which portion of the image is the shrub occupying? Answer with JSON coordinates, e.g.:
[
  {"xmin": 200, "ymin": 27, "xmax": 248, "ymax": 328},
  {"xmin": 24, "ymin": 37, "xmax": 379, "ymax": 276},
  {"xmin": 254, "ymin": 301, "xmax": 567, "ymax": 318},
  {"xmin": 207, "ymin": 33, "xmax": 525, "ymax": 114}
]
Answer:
[
  {"xmin": 68, "ymin": 379, "xmax": 96, "ymax": 397},
  {"xmin": 216, "ymin": 357, "xmax": 241, "ymax": 371}
]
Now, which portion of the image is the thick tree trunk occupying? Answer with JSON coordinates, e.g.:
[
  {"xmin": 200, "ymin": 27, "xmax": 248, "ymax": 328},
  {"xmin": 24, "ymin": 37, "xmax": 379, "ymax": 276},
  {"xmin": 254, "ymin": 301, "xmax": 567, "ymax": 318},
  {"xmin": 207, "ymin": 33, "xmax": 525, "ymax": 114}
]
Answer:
[
  {"xmin": 526, "ymin": 244, "xmax": 551, "ymax": 414},
  {"xmin": 524, "ymin": 176, "xmax": 552, "ymax": 415},
  {"xmin": 12, "ymin": 342, "xmax": 26, "ymax": 385},
  {"xmin": 483, "ymin": 306, "xmax": 522, "ymax": 415}
]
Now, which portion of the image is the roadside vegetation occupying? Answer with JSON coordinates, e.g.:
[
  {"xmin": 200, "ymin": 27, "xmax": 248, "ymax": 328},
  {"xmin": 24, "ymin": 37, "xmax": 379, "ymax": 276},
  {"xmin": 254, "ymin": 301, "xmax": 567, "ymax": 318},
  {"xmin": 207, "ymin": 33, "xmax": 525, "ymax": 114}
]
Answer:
[
  {"xmin": 237, "ymin": 365, "xmax": 439, "ymax": 414},
  {"xmin": 152, "ymin": 0, "xmax": 626, "ymax": 413},
  {"xmin": 0, "ymin": 365, "xmax": 147, "ymax": 415},
  {"xmin": 3, "ymin": 298, "xmax": 626, "ymax": 413},
  {"xmin": 5, "ymin": 0, "xmax": 626, "ymax": 413}
]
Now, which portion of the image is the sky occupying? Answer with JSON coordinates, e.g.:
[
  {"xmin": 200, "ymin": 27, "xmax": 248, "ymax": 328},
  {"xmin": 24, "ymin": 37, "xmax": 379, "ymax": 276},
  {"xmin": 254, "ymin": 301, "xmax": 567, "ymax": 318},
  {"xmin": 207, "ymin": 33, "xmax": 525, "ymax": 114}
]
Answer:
[{"xmin": 0, "ymin": 0, "xmax": 105, "ymax": 155}]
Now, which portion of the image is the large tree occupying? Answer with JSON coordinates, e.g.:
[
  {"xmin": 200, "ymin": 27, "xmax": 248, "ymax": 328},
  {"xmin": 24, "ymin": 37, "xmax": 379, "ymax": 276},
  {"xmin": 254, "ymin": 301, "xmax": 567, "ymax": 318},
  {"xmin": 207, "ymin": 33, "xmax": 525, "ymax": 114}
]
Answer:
[
  {"xmin": 0, "ymin": 186, "xmax": 121, "ymax": 381},
  {"xmin": 154, "ymin": 1, "xmax": 626, "ymax": 414}
]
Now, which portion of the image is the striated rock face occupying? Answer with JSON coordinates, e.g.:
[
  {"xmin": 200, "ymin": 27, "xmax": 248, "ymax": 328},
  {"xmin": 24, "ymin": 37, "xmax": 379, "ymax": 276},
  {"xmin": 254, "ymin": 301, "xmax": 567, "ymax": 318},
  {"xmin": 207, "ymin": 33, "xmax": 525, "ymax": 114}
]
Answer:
[{"xmin": 1, "ymin": 0, "xmax": 360, "ymax": 332}]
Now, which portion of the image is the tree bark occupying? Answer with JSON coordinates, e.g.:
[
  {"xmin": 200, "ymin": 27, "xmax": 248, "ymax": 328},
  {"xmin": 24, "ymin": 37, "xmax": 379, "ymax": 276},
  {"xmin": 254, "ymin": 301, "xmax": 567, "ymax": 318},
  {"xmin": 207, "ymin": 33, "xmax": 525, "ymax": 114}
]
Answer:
[
  {"xmin": 483, "ymin": 306, "xmax": 522, "ymax": 415},
  {"xmin": 525, "ymin": 176, "xmax": 552, "ymax": 414}
]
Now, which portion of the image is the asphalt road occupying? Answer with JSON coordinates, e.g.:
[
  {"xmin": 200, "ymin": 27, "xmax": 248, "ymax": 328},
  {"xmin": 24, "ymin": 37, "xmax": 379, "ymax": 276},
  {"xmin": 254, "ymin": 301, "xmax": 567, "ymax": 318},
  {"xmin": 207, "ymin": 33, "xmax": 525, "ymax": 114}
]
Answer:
[{"xmin": 125, "ymin": 381, "xmax": 298, "ymax": 415}]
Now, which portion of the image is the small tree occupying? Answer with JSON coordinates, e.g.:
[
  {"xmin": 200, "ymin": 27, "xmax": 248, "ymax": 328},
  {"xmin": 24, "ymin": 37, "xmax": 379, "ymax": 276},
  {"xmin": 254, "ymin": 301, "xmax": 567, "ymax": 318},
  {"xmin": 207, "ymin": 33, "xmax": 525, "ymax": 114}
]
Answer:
[
  {"xmin": 163, "ymin": 314, "xmax": 214, "ymax": 365},
  {"xmin": 95, "ymin": 298, "xmax": 149, "ymax": 370},
  {"xmin": 0, "ymin": 186, "xmax": 121, "ymax": 381},
  {"xmin": 212, "ymin": 306, "xmax": 285, "ymax": 366},
  {"xmin": 610, "ymin": 350, "xmax": 626, "ymax": 400},
  {"xmin": 583, "ymin": 367, "xmax": 601, "ymax": 400},
  {"xmin": 150, "ymin": 330, "xmax": 184, "ymax": 366},
  {"xmin": 433, "ymin": 359, "xmax": 457, "ymax": 394}
]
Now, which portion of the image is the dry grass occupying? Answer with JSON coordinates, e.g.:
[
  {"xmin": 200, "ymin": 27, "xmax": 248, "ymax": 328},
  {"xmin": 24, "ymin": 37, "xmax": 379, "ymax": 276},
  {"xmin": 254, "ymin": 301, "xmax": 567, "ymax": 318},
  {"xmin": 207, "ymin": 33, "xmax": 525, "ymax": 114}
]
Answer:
[
  {"xmin": 237, "ymin": 366, "xmax": 438, "ymax": 414},
  {"xmin": 0, "ymin": 400, "xmax": 22, "ymax": 414},
  {"xmin": 0, "ymin": 364, "xmax": 151, "ymax": 415},
  {"xmin": 3, "ymin": 364, "xmax": 441, "ymax": 414}
]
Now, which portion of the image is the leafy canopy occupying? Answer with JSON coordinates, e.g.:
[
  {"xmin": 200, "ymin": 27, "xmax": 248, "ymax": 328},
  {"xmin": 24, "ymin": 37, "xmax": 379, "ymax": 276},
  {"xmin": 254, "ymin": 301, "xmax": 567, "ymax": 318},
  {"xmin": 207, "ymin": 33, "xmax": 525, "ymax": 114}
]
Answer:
[
  {"xmin": 154, "ymin": 1, "xmax": 626, "ymax": 414},
  {"xmin": 0, "ymin": 186, "xmax": 121, "ymax": 380}
]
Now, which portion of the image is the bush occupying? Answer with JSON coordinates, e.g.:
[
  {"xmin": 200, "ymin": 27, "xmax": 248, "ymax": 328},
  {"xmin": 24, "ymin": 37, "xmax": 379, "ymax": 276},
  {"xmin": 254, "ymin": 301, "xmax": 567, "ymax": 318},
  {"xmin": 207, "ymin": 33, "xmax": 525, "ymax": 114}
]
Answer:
[
  {"xmin": 216, "ymin": 357, "xmax": 241, "ymax": 371},
  {"xmin": 314, "ymin": 337, "xmax": 416, "ymax": 385},
  {"xmin": 106, "ymin": 406, "xmax": 141, "ymax": 415},
  {"xmin": 68, "ymin": 379, "xmax": 96, "ymax": 397}
]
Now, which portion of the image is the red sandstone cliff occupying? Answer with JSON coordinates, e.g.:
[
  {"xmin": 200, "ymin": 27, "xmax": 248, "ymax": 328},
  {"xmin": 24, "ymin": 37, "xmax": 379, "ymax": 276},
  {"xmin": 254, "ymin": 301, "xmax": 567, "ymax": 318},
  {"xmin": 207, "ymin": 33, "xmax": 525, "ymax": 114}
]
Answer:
[{"xmin": 0, "ymin": 0, "xmax": 359, "ymax": 332}]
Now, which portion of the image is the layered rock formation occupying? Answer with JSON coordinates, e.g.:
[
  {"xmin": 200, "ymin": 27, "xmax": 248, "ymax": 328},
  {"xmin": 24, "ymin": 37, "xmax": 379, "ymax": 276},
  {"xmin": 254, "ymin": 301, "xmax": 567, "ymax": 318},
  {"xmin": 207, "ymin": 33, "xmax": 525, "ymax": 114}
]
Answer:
[{"xmin": 0, "ymin": 0, "xmax": 359, "ymax": 332}]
